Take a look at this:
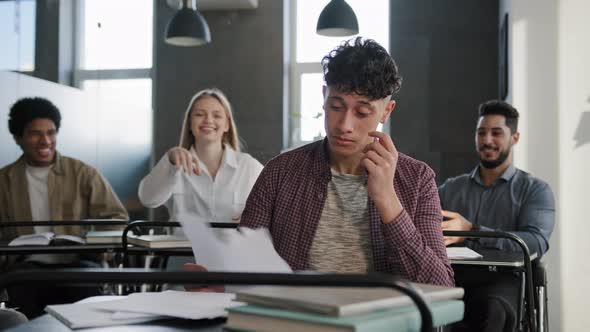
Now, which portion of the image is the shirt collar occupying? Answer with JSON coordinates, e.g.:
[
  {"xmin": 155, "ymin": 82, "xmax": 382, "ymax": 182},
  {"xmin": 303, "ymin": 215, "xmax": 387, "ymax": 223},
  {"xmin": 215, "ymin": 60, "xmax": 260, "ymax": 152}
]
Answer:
[
  {"xmin": 190, "ymin": 144, "xmax": 238, "ymax": 170},
  {"xmin": 13, "ymin": 151, "xmax": 63, "ymax": 176},
  {"xmin": 51, "ymin": 151, "xmax": 65, "ymax": 175},
  {"xmin": 223, "ymin": 144, "xmax": 238, "ymax": 169},
  {"xmin": 470, "ymin": 163, "xmax": 516, "ymax": 185},
  {"xmin": 310, "ymin": 139, "xmax": 332, "ymax": 182}
]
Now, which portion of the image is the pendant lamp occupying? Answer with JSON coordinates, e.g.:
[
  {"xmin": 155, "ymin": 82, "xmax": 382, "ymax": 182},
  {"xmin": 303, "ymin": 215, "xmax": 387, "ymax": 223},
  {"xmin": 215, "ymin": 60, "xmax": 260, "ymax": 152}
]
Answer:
[
  {"xmin": 165, "ymin": 0, "xmax": 211, "ymax": 46},
  {"xmin": 316, "ymin": 0, "xmax": 359, "ymax": 37}
]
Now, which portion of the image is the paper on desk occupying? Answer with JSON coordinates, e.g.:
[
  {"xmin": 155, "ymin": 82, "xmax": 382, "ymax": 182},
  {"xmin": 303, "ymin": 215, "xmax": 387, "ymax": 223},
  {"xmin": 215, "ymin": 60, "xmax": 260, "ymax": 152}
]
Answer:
[
  {"xmin": 91, "ymin": 290, "xmax": 242, "ymax": 320},
  {"xmin": 45, "ymin": 296, "xmax": 166, "ymax": 329},
  {"xmin": 446, "ymin": 246, "xmax": 483, "ymax": 259},
  {"xmin": 179, "ymin": 216, "xmax": 292, "ymax": 273}
]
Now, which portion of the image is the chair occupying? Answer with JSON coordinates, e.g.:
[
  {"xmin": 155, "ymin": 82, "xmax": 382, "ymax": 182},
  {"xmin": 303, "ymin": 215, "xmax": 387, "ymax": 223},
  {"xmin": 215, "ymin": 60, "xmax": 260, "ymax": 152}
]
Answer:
[
  {"xmin": 118, "ymin": 221, "xmax": 239, "ymax": 293},
  {"xmin": 443, "ymin": 230, "xmax": 541, "ymax": 332},
  {"xmin": 119, "ymin": 220, "xmax": 238, "ymax": 269},
  {"xmin": 0, "ymin": 306, "xmax": 28, "ymax": 330}
]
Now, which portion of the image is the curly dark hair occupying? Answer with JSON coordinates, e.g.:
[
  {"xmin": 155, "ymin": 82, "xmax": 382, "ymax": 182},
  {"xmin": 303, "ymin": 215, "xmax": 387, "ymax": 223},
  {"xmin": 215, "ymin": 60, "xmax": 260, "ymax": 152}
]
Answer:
[
  {"xmin": 8, "ymin": 97, "xmax": 61, "ymax": 137},
  {"xmin": 478, "ymin": 100, "xmax": 519, "ymax": 133},
  {"xmin": 322, "ymin": 37, "xmax": 402, "ymax": 100}
]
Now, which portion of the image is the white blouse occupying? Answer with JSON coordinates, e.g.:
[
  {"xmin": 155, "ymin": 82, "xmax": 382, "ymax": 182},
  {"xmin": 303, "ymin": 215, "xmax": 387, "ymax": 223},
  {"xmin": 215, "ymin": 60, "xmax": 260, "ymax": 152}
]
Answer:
[{"xmin": 138, "ymin": 145, "xmax": 263, "ymax": 223}]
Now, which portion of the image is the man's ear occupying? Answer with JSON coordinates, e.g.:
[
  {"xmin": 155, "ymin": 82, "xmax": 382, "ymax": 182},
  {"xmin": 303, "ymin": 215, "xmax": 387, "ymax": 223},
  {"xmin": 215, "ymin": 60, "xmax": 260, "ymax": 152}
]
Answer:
[
  {"xmin": 512, "ymin": 131, "xmax": 520, "ymax": 145},
  {"xmin": 380, "ymin": 99, "xmax": 396, "ymax": 123},
  {"xmin": 13, "ymin": 135, "xmax": 22, "ymax": 146}
]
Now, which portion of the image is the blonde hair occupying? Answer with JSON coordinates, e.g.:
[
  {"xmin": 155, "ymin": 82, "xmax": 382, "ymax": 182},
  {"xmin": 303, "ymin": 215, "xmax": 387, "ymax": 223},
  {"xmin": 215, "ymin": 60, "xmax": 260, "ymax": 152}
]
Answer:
[{"xmin": 178, "ymin": 88, "xmax": 241, "ymax": 152}]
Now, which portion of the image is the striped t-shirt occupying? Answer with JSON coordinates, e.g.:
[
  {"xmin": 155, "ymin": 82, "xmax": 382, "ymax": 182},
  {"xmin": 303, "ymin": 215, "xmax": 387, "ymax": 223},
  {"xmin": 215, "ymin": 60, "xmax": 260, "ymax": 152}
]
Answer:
[{"xmin": 308, "ymin": 170, "xmax": 373, "ymax": 272}]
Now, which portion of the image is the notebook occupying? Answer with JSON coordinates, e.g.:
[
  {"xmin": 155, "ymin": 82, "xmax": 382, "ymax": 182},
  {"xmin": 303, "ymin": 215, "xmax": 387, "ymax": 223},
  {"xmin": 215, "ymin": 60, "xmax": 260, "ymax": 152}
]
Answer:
[{"xmin": 235, "ymin": 283, "xmax": 464, "ymax": 317}]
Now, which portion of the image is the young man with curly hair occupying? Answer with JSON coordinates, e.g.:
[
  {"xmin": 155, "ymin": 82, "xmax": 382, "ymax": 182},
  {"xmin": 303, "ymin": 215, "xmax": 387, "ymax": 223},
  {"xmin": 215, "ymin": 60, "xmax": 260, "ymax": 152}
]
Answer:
[{"xmin": 238, "ymin": 37, "xmax": 453, "ymax": 286}]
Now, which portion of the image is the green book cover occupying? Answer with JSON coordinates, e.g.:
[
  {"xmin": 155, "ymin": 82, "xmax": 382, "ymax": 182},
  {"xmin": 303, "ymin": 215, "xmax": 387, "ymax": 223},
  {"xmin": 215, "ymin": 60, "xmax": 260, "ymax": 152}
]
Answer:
[{"xmin": 226, "ymin": 300, "xmax": 464, "ymax": 332}]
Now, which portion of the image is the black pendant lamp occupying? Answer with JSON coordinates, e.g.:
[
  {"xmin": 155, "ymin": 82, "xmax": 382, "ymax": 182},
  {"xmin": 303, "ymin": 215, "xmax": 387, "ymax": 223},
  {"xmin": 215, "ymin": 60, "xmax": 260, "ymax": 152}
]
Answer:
[
  {"xmin": 165, "ymin": 0, "xmax": 211, "ymax": 47},
  {"xmin": 316, "ymin": 0, "xmax": 359, "ymax": 37}
]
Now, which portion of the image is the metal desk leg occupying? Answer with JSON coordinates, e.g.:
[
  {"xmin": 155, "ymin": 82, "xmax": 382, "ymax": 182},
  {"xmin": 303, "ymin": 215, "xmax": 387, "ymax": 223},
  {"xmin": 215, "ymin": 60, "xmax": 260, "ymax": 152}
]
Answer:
[
  {"xmin": 537, "ymin": 285, "xmax": 546, "ymax": 332},
  {"xmin": 140, "ymin": 254, "xmax": 155, "ymax": 292}
]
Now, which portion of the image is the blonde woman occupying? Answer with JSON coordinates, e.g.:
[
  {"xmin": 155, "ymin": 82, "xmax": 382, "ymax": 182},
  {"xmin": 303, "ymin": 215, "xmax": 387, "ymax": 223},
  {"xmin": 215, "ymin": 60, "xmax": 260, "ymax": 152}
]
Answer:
[{"xmin": 138, "ymin": 88, "xmax": 263, "ymax": 223}]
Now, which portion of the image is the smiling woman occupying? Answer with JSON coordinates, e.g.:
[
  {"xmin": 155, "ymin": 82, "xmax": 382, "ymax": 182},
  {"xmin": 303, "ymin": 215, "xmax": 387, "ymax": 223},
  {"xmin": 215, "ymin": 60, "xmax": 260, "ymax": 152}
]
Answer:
[{"xmin": 138, "ymin": 88, "xmax": 264, "ymax": 224}]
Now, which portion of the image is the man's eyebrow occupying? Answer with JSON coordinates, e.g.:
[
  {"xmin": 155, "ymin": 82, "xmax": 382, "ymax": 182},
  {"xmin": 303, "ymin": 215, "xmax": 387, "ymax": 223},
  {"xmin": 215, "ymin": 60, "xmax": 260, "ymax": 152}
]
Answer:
[
  {"xmin": 477, "ymin": 126, "xmax": 505, "ymax": 131},
  {"xmin": 326, "ymin": 96, "xmax": 345, "ymax": 102},
  {"xmin": 357, "ymin": 100, "xmax": 375, "ymax": 109}
]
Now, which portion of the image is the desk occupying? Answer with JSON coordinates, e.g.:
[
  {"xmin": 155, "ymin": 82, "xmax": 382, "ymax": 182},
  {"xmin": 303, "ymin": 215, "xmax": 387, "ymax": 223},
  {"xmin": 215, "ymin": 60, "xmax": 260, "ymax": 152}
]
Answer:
[
  {"xmin": 0, "ymin": 243, "xmax": 121, "ymax": 255},
  {"xmin": 450, "ymin": 249, "xmax": 538, "ymax": 268},
  {"xmin": 443, "ymin": 230, "xmax": 537, "ymax": 331},
  {"xmin": 5, "ymin": 315, "xmax": 225, "ymax": 332},
  {"xmin": 0, "ymin": 270, "xmax": 437, "ymax": 332}
]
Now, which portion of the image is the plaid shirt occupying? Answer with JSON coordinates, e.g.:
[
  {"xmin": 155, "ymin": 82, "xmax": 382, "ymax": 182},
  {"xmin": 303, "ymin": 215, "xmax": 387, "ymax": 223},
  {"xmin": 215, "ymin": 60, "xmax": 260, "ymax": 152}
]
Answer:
[{"xmin": 241, "ymin": 140, "xmax": 454, "ymax": 286}]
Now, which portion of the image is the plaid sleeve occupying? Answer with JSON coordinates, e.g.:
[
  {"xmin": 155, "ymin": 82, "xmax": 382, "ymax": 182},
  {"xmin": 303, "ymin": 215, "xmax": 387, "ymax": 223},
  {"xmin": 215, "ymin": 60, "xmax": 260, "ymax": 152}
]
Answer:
[
  {"xmin": 382, "ymin": 165, "xmax": 455, "ymax": 287},
  {"xmin": 239, "ymin": 157, "xmax": 281, "ymax": 230}
]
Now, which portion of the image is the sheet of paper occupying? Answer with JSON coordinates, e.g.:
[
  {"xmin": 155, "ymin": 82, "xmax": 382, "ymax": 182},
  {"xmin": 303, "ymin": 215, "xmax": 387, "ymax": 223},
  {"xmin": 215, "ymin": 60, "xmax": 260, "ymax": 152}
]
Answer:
[
  {"xmin": 45, "ymin": 296, "xmax": 166, "ymax": 329},
  {"xmin": 178, "ymin": 216, "xmax": 293, "ymax": 273},
  {"xmin": 91, "ymin": 290, "xmax": 242, "ymax": 320},
  {"xmin": 446, "ymin": 246, "xmax": 483, "ymax": 259}
]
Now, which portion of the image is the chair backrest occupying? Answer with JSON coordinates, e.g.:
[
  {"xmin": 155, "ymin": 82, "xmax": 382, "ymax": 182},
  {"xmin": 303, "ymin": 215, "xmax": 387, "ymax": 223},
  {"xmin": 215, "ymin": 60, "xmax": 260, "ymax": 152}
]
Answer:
[{"xmin": 0, "ymin": 307, "xmax": 28, "ymax": 329}]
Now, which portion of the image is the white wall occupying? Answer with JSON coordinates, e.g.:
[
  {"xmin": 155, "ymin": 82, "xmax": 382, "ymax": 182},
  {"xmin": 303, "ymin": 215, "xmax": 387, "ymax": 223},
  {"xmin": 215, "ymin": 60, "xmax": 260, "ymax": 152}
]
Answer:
[
  {"xmin": 510, "ymin": 0, "xmax": 590, "ymax": 330},
  {"xmin": 557, "ymin": 0, "xmax": 590, "ymax": 330}
]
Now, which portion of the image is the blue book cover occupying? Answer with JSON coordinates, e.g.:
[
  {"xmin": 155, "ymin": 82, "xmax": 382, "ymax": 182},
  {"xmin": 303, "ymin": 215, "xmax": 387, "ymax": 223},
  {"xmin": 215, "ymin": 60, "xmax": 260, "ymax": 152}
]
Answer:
[{"xmin": 226, "ymin": 300, "xmax": 464, "ymax": 332}]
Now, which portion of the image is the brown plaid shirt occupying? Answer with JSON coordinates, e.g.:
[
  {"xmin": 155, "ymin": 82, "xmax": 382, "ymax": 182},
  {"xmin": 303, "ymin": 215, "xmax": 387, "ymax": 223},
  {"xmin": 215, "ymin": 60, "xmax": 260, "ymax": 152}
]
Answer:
[{"xmin": 241, "ymin": 140, "xmax": 454, "ymax": 286}]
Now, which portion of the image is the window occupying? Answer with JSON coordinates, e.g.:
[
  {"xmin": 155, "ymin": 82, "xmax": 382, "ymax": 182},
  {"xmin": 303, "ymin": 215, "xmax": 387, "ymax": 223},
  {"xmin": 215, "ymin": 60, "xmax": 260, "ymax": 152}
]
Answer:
[
  {"xmin": 0, "ymin": 0, "xmax": 36, "ymax": 72},
  {"xmin": 78, "ymin": 0, "xmax": 152, "ymax": 70},
  {"xmin": 73, "ymin": 0, "xmax": 153, "ymax": 144},
  {"xmin": 72, "ymin": 0, "xmax": 153, "ymax": 213},
  {"xmin": 81, "ymin": 79, "xmax": 152, "ymax": 145},
  {"xmin": 288, "ymin": 0, "xmax": 390, "ymax": 147}
]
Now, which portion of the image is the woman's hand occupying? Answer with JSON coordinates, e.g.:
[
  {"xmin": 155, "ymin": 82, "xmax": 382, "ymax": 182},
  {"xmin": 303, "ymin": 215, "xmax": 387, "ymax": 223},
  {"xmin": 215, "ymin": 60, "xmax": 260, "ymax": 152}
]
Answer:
[{"xmin": 168, "ymin": 147, "xmax": 200, "ymax": 175}]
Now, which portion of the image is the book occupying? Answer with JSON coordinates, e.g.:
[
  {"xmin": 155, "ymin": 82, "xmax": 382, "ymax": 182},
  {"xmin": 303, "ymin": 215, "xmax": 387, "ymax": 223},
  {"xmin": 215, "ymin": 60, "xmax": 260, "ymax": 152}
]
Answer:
[
  {"xmin": 225, "ymin": 300, "xmax": 465, "ymax": 332},
  {"xmin": 8, "ymin": 232, "xmax": 85, "ymax": 246},
  {"xmin": 126, "ymin": 234, "xmax": 192, "ymax": 248},
  {"xmin": 85, "ymin": 230, "xmax": 124, "ymax": 244},
  {"xmin": 234, "ymin": 283, "xmax": 464, "ymax": 317},
  {"xmin": 446, "ymin": 247, "xmax": 483, "ymax": 260},
  {"xmin": 45, "ymin": 295, "xmax": 166, "ymax": 329}
]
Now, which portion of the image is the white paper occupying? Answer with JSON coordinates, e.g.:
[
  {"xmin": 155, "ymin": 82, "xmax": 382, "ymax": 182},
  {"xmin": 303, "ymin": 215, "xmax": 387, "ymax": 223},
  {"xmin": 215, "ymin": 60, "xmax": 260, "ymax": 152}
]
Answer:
[
  {"xmin": 91, "ymin": 290, "xmax": 242, "ymax": 320},
  {"xmin": 45, "ymin": 296, "xmax": 166, "ymax": 329},
  {"xmin": 179, "ymin": 216, "xmax": 293, "ymax": 273},
  {"xmin": 446, "ymin": 246, "xmax": 483, "ymax": 259}
]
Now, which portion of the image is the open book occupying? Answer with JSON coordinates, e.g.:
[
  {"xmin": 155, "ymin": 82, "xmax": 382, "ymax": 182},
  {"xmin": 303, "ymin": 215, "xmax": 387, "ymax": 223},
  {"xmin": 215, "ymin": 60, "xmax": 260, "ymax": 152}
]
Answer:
[{"xmin": 8, "ymin": 232, "xmax": 86, "ymax": 246}]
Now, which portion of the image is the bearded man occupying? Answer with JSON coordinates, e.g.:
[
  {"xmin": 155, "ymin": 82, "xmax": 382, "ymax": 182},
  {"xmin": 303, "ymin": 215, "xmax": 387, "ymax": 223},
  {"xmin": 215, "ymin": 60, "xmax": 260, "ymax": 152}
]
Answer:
[{"xmin": 439, "ymin": 99, "xmax": 555, "ymax": 332}]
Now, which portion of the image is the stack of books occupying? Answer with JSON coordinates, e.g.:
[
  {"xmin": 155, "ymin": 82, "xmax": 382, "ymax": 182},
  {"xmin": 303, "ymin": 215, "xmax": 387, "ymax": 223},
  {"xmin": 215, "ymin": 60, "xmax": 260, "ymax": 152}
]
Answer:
[
  {"xmin": 85, "ymin": 230, "xmax": 125, "ymax": 244},
  {"xmin": 126, "ymin": 234, "xmax": 192, "ymax": 248},
  {"xmin": 225, "ymin": 283, "xmax": 465, "ymax": 332}
]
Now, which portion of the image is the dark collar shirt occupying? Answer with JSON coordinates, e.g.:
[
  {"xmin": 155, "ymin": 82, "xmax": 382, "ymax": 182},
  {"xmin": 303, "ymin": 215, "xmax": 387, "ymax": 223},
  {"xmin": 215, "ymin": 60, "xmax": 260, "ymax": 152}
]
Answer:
[
  {"xmin": 240, "ymin": 139, "xmax": 454, "ymax": 287},
  {"xmin": 438, "ymin": 164, "xmax": 555, "ymax": 256}
]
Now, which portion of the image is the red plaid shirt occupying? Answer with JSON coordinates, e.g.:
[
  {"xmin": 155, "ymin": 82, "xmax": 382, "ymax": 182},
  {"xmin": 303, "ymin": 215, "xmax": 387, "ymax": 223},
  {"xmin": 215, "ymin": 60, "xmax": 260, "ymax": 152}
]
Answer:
[{"xmin": 241, "ymin": 140, "xmax": 454, "ymax": 286}]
